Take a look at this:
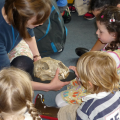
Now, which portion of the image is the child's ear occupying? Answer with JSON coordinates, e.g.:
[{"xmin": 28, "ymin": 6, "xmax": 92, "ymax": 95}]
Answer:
[
  {"xmin": 88, "ymin": 81, "xmax": 93, "ymax": 88},
  {"xmin": 117, "ymin": 4, "xmax": 120, "ymax": 8},
  {"xmin": 111, "ymin": 32, "xmax": 116, "ymax": 39}
]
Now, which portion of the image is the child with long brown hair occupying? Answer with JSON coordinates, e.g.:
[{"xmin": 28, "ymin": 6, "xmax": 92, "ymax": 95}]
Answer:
[{"xmin": 75, "ymin": 0, "xmax": 120, "ymax": 56}]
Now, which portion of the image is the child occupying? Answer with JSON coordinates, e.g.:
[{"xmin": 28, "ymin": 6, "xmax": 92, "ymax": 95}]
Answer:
[
  {"xmin": 91, "ymin": 0, "xmax": 120, "ymax": 52},
  {"xmin": 96, "ymin": 6, "xmax": 120, "ymax": 53},
  {"xmin": 56, "ymin": 6, "xmax": 120, "ymax": 107},
  {"xmin": 0, "ymin": 67, "xmax": 41, "ymax": 120},
  {"xmin": 84, "ymin": 0, "xmax": 111, "ymax": 20},
  {"xmin": 76, "ymin": 52, "xmax": 120, "ymax": 120},
  {"xmin": 75, "ymin": 0, "xmax": 120, "ymax": 56}
]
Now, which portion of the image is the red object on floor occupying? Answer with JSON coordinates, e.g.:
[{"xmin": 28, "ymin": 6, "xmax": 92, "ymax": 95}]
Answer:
[
  {"xmin": 34, "ymin": 94, "xmax": 58, "ymax": 120},
  {"xmin": 84, "ymin": 12, "xmax": 95, "ymax": 20},
  {"xmin": 40, "ymin": 115, "xmax": 58, "ymax": 120},
  {"xmin": 69, "ymin": 5, "xmax": 76, "ymax": 12}
]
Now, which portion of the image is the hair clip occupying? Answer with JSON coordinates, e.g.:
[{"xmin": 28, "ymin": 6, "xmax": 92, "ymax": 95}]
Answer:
[
  {"xmin": 110, "ymin": 14, "xmax": 115, "ymax": 22},
  {"xmin": 110, "ymin": 19, "xmax": 115, "ymax": 22},
  {"xmin": 101, "ymin": 15, "xmax": 104, "ymax": 18}
]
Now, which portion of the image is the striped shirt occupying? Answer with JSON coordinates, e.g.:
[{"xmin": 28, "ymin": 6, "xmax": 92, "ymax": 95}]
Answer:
[{"xmin": 77, "ymin": 91, "xmax": 120, "ymax": 120}]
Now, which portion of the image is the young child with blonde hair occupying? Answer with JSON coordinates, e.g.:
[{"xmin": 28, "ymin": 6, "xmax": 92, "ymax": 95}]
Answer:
[
  {"xmin": 0, "ymin": 67, "xmax": 41, "ymax": 120},
  {"xmin": 76, "ymin": 51, "xmax": 120, "ymax": 119}
]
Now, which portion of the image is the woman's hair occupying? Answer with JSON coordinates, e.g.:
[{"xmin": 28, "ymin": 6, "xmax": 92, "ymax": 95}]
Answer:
[
  {"xmin": 77, "ymin": 51, "xmax": 119, "ymax": 94},
  {"xmin": 0, "ymin": 67, "xmax": 41, "ymax": 120},
  {"xmin": 96, "ymin": 6, "xmax": 120, "ymax": 51},
  {"xmin": 4, "ymin": 0, "xmax": 51, "ymax": 39},
  {"xmin": 89, "ymin": 0, "xmax": 112, "ymax": 11}
]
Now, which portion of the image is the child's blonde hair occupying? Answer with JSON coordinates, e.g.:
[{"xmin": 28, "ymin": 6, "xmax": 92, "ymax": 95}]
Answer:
[
  {"xmin": 77, "ymin": 51, "xmax": 119, "ymax": 94},
  {"xmin": 0, "ymin": 67, "xmax": 41, "ymax": 120}
]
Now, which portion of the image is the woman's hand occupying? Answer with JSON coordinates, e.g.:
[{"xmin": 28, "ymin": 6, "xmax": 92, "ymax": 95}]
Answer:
[{"xmin": 49, "ymin": 68, "xmax": 70, "ymax": 91}]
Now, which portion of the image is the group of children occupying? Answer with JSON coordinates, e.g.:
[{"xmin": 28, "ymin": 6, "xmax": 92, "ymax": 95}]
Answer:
[
  {"xmin": 57, "ymin": 0, "xmax": 120, "ymax": 119},
  {"xmin": 61, "ymin": 0, "xmax": 120, "ymax": 119},
  {"xmin": 1, "ymin": 0, "xmax": 120, "ymax": 120}
]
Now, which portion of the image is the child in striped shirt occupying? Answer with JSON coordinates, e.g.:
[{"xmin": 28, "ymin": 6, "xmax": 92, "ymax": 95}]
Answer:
[{"xmin": 76, "ymin": 51, "xmax": 120, "ymax": 120}]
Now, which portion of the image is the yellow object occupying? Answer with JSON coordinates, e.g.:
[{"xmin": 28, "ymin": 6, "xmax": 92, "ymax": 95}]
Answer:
[
  {"xmin": 61, "ymin": 78, "xmax": 90, "ymax": 105},
  {"xmin": 67, "ymin": 0, "xmax": 74, "ymax": 4}
]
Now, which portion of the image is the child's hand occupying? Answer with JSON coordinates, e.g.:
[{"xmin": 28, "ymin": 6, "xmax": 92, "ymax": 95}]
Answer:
[
  {"xmin": 69, "ymin": 66, "xmax": 79, "ymax": 78},
  {"xmin": 69, "ymin": 66, "xmax": 81, "ymax": 85},
  {"xmin": 49, "ymin": 68, "xmax": 70, "ymax": 91}
]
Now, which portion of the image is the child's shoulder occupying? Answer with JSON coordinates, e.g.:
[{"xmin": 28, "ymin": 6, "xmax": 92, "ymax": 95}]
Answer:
[
  {"xmin": 82, "ymin": 91, "xmax": 120, "ymax": 109},
  {"xmin": 77, "ymin": 91, "xmax": 120, "ymax": 119}
]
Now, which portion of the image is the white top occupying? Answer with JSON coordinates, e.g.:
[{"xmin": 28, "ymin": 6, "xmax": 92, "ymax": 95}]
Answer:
[
  {"xmin": 24, "ymin": 112, "xmax": 42, "ymax": 120},
  {"xmin": 24, "ymin": 112, "xmax": 33, "ymax": 120},
  {"xmin": 108, "ymin": 52, "xmax": 120, "ymax": 68},
  {"xmin": 82, "ymin": 92, "xmax": 111, "ymax": 102}
]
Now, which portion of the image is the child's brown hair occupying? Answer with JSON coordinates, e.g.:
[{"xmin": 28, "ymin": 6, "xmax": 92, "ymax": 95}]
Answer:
[
  {"xmin": 96, "ymin": 6, "xmax": 120, "ymax": 51},
  {"xmin": 77, "ymin": 51, "xmax": 119, "ymax": 94}
]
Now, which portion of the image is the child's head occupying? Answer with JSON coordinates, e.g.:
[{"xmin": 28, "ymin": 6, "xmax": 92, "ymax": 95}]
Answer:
[
  {"xmin": 4, "ymin": 0, "xmax": 51, "ymax": 39},
  {"xmin": 0, "ymin": 67, "xmax": 40, "ymax": 120},
  {"xmin": 76, "ymin": 51, "xmax": 119, "ymax": 94},
  {"xmin": 89, "ymin": 0, "xmax": 112, "ymax": 16},
  {"xmin": 96, "ymin": 6, "xmax": 120, "ymax": 51}
]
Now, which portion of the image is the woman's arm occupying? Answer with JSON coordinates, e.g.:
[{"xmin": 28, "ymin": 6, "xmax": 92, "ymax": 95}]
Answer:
[
  {"xmin": 24, "ymin": 37, "xmax": 70, "ymax": 91},
  {"xmin": 24, "ymin": 36, "xmax": 41, "ymax": 61}
]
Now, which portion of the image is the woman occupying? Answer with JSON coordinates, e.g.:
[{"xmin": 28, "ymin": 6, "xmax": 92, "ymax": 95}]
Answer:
[{"xmin": 0, "ymin": 0, "xmax": 69, "ymax": 91}]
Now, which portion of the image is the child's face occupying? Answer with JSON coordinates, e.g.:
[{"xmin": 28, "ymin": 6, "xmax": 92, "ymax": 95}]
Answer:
[
  {"xmin": 96, "ymin": 21, "xmax": 115, "ymax": 44},
  {"xmin": 26, "ymin": 16, "xmax": 43, "ymax": 29}
]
